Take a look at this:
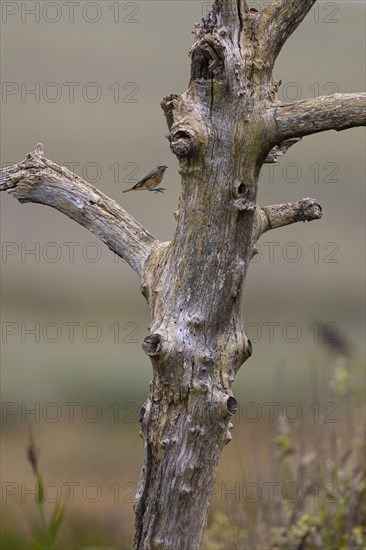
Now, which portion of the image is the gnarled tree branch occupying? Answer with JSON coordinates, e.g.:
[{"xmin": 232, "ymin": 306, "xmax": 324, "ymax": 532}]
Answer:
[
  {"xmin": 0, "ymin": 145, "xmax": 158, "ymax": 278},
  {"xmin": 2, "ymin": 1, "xmax": 365, "ymax": 548},
  {"xmin": 273, "ymin": 93, "xmax": 366, "ymax": 142},
  {"xmin": 254, "ymin": 198, "xmax": 322, "ymax": 241},
  {"xmin": 259, "ymin": 0, "xmax": 317, "ymax": 68}
]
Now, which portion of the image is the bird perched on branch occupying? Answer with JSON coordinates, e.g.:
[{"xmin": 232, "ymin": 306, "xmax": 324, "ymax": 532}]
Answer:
[{"xmin": 123, "ymin": 165, "xmax": 168, "ymax": 194}]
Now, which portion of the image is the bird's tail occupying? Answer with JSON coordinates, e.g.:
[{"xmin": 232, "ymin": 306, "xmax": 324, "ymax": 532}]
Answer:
[{"xmin": 122, "ymin": 188, "xmax": 133, "ymax": 193}]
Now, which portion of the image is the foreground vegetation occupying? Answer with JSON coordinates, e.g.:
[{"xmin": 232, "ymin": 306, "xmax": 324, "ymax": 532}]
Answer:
[{"xmin": 2, "ymin": 357, "xmax": 365, "ymax": 549}]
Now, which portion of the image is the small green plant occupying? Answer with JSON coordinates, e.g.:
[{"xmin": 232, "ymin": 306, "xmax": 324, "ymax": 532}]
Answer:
[
  {"xmin": 26, "ymin": 429, "xmax": 67, "ymax": 550},
  {"xmin": 204, "ymin": 512, "xmax": 246, "ymax": 550},
  {"xmin": 204, "ymin": 358, "xmax": 366, "ymax": 549}
]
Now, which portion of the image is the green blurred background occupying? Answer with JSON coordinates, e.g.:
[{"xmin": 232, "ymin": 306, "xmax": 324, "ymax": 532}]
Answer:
[{"xmin": 1, "ymin": 1, "xmax": 365, "ymax": 548}]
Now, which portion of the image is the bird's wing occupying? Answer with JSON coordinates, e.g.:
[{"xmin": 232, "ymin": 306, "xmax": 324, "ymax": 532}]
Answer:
[{"xmin": 133, "ymin": 167, "xmax": 156, "ymax": 187}]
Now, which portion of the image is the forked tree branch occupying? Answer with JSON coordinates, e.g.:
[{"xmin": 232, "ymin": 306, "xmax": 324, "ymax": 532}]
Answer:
[
  {"xmin": 274, "ymin": 93, "xmax": 366, "ymax": 141},
  {"xmin": 254, "ymin": 197, "xmax": 322, "ymax": 240},
  {"xmin": 0, "ymin": 145, "xmax": 158, "ymax": 277},
  {"xmin": 1, "ymin": 0, "xmax": 364, "ymax": 548}
]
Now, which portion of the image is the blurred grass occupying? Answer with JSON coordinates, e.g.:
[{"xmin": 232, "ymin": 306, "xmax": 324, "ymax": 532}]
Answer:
[
  {"xmin": 205, "ymin": 360, "xmax": 366, "ymax": 549},
  {"xmin": 1, "ymin": 355, "xmax": 365, "ymax": 549}
]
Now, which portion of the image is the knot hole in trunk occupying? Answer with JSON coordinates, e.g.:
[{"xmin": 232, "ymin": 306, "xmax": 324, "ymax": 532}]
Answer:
[
  {"xmin": 234, "ymin": 180, "xmax": 256, "ymax": 212},
  {"xmin": 142, "ymin": 334, "xmax": 163, "ymax": 356}
]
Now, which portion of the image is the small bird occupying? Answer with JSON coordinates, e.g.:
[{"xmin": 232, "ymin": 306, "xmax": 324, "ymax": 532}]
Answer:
[{"xmin": 123, "ymin": 165, "xmax": 168, "ymax": 194}]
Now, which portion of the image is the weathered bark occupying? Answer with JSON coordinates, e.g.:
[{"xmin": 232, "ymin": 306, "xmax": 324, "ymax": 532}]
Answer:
[
  {"xmin": 258, "ymin": 0, "xmax": 317, "ymax": 71},
  {"xmin": 255, "ymin": 198, "xmax": 322, "ymax": 239},
  {"xmin": 274, "ymin": 93, "xmax": 366, "ymax": 141},
  {"xmin": 1, "ymin": 1, "xmax": 365, "ymax": 549},
  {"xmin": 0, "ymin": 144, "xmax": 156, "ymax": 277}
]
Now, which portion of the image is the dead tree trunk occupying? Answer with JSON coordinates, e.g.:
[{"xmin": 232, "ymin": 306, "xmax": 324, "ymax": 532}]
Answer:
[{"xmin": 1, "ymin": 1, "xmax": 365, "ymax": 548}]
